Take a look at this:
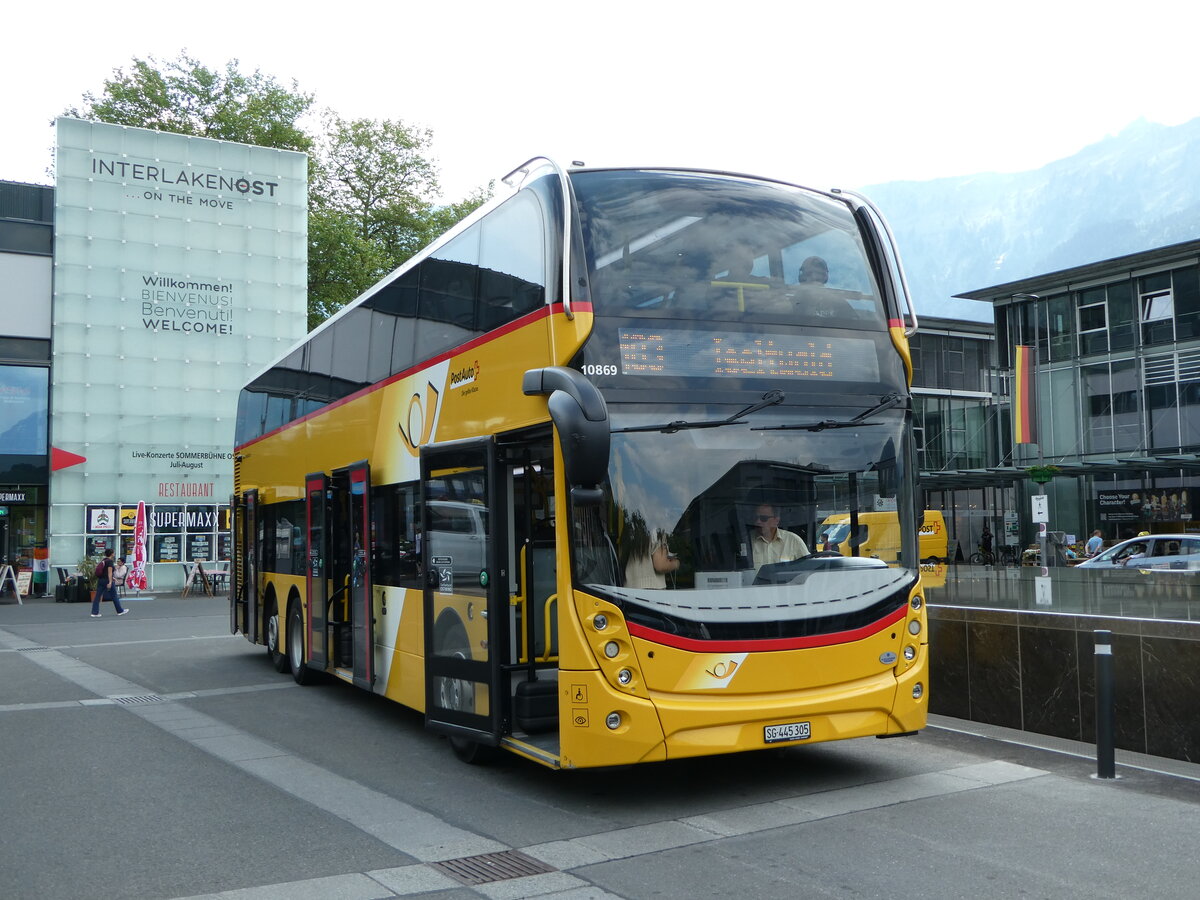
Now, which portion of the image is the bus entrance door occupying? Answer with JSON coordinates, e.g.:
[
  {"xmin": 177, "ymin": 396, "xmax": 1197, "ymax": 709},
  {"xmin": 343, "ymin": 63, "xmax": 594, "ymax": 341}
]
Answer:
[
  {"xmin": 231, "ymin": 490, "xmax": 259, "ymax": 639},
  {"xmin": 304, "ymin": 472, "xmax": 331, "ymax": 673},
  {"xmin": 329, "ymin": 461, "xmax": 374, "ymax": 689},
  {"xmin": 421, "ymin": 437, "xmax": 506, "ymax": 752}
]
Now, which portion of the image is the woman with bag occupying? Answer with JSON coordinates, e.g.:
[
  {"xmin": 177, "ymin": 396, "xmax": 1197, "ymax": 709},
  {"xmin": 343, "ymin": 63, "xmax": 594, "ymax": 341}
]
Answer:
[{"xmin": 90, "ymin": 549, "xmax": 129, "ymax": 618}]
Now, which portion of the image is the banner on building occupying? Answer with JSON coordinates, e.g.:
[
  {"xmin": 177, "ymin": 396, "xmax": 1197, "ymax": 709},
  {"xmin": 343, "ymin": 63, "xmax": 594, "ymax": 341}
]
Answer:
[{"xmin": 1098, "ymin": 490, "xmax": 1194, "ymax": 522}]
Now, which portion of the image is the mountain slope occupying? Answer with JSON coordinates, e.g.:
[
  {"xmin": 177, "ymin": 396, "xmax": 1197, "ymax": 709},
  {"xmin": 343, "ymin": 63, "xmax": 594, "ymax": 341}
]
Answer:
[{"xmin": 865, "ymin": 117, "xmax": 1200, "ymax": 321}]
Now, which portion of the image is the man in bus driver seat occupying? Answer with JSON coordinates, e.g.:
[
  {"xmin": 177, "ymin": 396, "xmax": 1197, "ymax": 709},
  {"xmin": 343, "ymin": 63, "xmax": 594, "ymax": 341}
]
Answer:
[
  {"xmin": 798, "ymin": 256, "xmax": 829, "ymax": 284},
  {"xmin": 752, "ymin": 502, "xmax": 810, "ymax": 572}
]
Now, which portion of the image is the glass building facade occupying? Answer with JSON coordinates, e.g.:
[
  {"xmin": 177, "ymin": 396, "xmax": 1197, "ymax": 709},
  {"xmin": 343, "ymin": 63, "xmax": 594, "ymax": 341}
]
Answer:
[
  {"xmin": 0, "ymin": 181, "xmax": 53, "ymax": 583},
  {"xmin": 960, "ymin": 239, "xmax": 1200, "ymax": 554},
  {"xmin": 909, "ymin": 317, "xmax": 1008, "ymax": 561},
  {"xmin": 0, "ymin": 121, "xmax": 309, "ymax": 592}
]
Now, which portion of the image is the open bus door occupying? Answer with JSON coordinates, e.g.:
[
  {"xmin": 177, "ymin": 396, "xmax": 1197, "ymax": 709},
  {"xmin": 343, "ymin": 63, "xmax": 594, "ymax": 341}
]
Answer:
[
  {"xmin": 421, "ymin": 437, "xmax": 507, "ymax": 757},
  {"xmin": 304, "ymin": 472, "xmax": 330, "ymax": 672},
  {"xmin": 231, "ymin": 490, "xmax": 259, "ymax": 640},
  {"xmin": 330, "ymin": 461, "xmax": 374, "ymax": 689}
]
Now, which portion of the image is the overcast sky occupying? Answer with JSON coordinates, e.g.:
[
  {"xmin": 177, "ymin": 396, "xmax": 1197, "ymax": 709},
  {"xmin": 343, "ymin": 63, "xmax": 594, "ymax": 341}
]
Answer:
[{"xmin": 4, "ymin": 1, "xmax": 1198, "ymax": 201}]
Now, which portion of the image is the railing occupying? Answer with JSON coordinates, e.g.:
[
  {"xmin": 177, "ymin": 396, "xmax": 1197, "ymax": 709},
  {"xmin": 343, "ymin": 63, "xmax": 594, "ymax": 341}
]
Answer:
[{"xmin": 926, "ymin": 563, "xmax": 1200, "ymax": 621}]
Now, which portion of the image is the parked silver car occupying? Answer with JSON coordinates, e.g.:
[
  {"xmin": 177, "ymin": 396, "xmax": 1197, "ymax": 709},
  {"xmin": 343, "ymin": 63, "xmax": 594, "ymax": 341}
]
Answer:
[{"xmin": 1076, "ymin": 533, "xmax": 1200, "ymax": 571}]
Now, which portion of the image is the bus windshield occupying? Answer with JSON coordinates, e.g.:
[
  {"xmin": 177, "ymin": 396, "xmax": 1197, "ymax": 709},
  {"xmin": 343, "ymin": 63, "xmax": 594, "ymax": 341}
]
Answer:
[
  {"xmin": 572, "ymin": 169, "xmax": 884, "ymax": 328},
  {"xmin": 573, "ymin": 404, "xmax": 917, "ymax": 642}
]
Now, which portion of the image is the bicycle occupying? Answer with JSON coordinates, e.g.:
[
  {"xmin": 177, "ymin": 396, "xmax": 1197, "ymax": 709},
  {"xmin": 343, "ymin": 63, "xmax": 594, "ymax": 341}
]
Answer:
[
  {"xmin": 968, "ymin": 546, "xmax": 995, "ymax": 566},
  {"xmin": 970, "ymin": 543, "xmax": 1018, "ymax": 566}
]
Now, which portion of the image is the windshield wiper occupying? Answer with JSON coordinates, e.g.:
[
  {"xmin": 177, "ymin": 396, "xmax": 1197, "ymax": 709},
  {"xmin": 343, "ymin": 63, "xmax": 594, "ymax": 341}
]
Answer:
[
  {"xmin": 752, "ymin": 391, "xmax": 903, "ymax": 432},
  {"xmin": 612, "ymin": 390, "xmax": 784, "ymax": 434}
]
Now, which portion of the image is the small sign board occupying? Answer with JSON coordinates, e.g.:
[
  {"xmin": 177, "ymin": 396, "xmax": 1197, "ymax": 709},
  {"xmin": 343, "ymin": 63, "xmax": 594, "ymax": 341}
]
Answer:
[
  {"xmin": 1032, "ymin": 495, "xmax": 1049, "ymax": 523},
  {"xmin": 433, "ymin": 556, "xmax": 453, "ymax": 595}
]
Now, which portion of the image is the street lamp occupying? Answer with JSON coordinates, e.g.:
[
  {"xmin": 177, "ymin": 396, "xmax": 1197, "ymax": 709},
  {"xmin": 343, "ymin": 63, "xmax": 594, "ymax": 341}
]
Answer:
[{"xmin": 1013, "ymin": 292, "xmax": 1050, "ymax": 567}]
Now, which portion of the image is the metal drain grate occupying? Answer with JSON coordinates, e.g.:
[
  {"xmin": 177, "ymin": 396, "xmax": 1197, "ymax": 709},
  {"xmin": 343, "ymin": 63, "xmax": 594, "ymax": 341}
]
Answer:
[
  {"xmin": 430, "ymin": 850, "xmax": 556, "ymax": 885},
  {"xmin": 111, "ymin": 695, "xmax": 163, "ymax": 705},
  {"xmin": 17, "ymin": 647, "xmax": 52, "ymax": 652}
]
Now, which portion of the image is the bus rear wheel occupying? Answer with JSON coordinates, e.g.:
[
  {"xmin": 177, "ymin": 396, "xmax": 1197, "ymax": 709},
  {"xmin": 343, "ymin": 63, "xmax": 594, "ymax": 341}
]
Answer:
[
  {"xmin": 266, "ymin": 599, "xmax": 288, "ymax": 673},
  {"xmin": 287, "ymin": 604, "xmax": 320, "ymax": 685}
]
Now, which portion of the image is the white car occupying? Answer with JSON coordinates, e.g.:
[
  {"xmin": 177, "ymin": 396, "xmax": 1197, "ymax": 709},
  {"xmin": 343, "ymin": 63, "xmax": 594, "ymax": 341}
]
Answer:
[
  {"xmin": 427, "ymin": 500, "xmax": 488, "ymax": 584},
  {"xmin": 1076, "ymin": 534, "xmax": 1200, "ymax": 571}
]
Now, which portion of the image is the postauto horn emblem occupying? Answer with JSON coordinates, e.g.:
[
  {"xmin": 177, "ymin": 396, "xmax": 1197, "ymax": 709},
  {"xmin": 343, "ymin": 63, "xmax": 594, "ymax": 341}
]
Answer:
[
  {"xmin": 705, "ymin": 659, "xmax": 740, "ymax": 679},
  {"xmin": 398, "ymin": 382, "xmax": 440, "ymax": 455}
]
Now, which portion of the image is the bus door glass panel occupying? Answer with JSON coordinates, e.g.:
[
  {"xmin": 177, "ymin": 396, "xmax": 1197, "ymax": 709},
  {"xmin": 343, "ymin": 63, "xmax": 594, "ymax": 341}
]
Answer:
[
  {"xmin": 305, "ymin": 472, "xmax": 330, "ymax": 671},
  {"xmin": 421, "ymin": 439, "xmax": 504, "ymax": 741},
  {"xmin": 347, "ymin": 463, "xmax": 373, "ymax": 688},
  {"xmin": 508, "ymin": 448, "xmax": 557, "ymax": 664},
  {"xmin": 233, "ymin": 490, "xmax": 258, "ymax": 638},
  {"xmin": 240, "ymin": 494, "xmax": 256, "ymax": 643}
]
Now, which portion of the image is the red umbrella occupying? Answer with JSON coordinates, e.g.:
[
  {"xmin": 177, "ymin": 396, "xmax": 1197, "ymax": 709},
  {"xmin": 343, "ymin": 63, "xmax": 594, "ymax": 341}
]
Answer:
[{"xmin": 127, "ymin": 501, "xmax": 148, "ymax": 591}]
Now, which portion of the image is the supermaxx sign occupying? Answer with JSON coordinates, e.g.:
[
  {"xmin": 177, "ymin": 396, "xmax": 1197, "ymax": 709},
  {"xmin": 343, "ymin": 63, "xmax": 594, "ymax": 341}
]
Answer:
[{"xmin": 152, "ymin": 509, "xmax": 218, "ymax": 530}]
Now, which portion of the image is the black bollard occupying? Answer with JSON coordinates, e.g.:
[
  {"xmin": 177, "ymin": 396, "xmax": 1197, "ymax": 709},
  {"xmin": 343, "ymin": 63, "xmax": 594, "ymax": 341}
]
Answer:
[{"xmin": 1094, "ymin": 629, "xmax": 1115, "ymax": 779}]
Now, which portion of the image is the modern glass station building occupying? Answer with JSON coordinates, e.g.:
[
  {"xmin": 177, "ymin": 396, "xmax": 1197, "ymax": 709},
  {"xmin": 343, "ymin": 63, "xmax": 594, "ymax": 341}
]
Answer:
[
  {"xmin": 0, "ymin": 119, "xmax": 307, "ymax": 590},
  {"xmin": 948, "ymin": 239, "xmax": 1200, "ymax": 555}
]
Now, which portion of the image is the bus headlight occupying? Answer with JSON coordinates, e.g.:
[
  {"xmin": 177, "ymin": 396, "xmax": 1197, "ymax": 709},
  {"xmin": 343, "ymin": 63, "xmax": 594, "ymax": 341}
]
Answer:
[
  {"xmin": 911, "ymin": 595, "xmax": 923, "ymax": 610},
  {"xmin": 904, "ymin": 645, "xmax": 917, "ymax": 661},
  {"xmin": 604, "ymin": 641, "xmax": 620, "ymax": 659},
  {"xmin": 908, "ymin": 619, "xmax": 921, "ymax": 635},
  {"xmin": 593, "ymin": 614, "xmax": 608, "ymax": 631},
  {"xmin": 912, "ymin": 683, "xmax": 924, "ymax": 699},
  {"xmin": 606, "ymin": 712, "xmax": 622, "ymax": 729},
  {"xmin": 617, "ymin": 668, "xmax": 633, "ymax": 685}
]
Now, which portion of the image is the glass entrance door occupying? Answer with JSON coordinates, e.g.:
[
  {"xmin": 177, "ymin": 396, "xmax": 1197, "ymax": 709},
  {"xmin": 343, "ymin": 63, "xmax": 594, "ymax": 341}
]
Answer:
[{"xmin": 421, "ymin": 437, "xmax": 505, "ymax": 744}]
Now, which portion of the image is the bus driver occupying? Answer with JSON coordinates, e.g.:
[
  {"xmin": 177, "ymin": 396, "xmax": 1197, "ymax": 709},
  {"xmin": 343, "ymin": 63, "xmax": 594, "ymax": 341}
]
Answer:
[{"xmin": 752, "ymin": 502, "xmax": 810, "ymax": 572}]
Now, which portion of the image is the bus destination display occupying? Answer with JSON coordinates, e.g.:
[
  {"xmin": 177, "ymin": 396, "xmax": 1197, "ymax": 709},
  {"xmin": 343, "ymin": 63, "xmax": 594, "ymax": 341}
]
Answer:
[{"xmin": 618, "ymin": 328, "xmax": 880, "ymax": 381}]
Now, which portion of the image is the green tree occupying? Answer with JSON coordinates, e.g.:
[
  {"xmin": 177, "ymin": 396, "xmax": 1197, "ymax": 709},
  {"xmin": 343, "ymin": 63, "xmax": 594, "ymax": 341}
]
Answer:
[
  {"xmin": 307, "ymin": 115, "xmax": 491, "ymax": 325},
  {"xmin": 65, "ymin": 53, "xmax": 492, "ymax": 329},
  {"xmin": 64, "ymin": 52, "xmax": 314, "ymax": 153}
]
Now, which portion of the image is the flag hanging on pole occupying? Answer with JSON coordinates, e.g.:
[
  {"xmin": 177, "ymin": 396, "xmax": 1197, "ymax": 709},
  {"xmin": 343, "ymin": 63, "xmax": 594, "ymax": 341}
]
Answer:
[
  {"xmin": 1013, "ymin": 345, "xmax": 1038, "ymax": 444},
  {"xmin": 127, "ymin": 501, "xmax": 148, "ymax": 591}
]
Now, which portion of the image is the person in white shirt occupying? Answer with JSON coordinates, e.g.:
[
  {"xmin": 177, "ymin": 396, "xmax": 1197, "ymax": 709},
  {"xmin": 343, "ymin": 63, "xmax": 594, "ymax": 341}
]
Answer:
[{"xmin": 751, "ymin": 503, "xmax": 809, "ymax": 572}]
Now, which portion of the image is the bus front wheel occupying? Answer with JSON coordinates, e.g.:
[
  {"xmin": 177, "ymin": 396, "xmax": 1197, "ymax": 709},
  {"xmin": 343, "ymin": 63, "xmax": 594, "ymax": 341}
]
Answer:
[{"xmin": 436, "ymin": 620, "xmax": 498, "ymax": 765}]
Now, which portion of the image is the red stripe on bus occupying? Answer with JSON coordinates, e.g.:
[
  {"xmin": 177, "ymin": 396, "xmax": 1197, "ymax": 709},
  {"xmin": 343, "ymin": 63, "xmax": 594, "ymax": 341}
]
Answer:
[
  {"xmin": 235, "ymin": 301, "xmax": 592, "ymax": 452},
  {"xmin": 888, "ymin": 318, "xmax": 904, "ymax": 329},
  {"xmin": 625, "ymin": 603, "xmax": 909, "ymax": 653}
]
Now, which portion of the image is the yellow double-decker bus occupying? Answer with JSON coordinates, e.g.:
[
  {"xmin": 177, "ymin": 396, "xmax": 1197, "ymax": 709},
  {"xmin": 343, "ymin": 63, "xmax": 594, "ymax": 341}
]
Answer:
[{"xmin": 230, "ymin": 158, "xmax": 928, "ymax": 768}]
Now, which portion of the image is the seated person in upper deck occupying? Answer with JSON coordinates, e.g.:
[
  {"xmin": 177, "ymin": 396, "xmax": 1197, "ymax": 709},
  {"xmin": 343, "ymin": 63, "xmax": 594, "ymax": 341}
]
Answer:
[
  {"xmin": 798, "ymin": 255, "xmax": 829, "ymax": 285},
  {"xmin": 788, "ymin": 254, "xmax": 853, "ymax": 320},
  {"xmin": 751, "ymin": 502, "xmax": 810, "ymax": 572}
]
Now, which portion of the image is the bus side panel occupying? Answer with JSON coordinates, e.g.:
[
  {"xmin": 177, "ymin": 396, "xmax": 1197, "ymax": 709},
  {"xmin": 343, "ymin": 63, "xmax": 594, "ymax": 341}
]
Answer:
[{"xmin": 377, "ymin": 585, "xmax": 427, "ymax": 711}]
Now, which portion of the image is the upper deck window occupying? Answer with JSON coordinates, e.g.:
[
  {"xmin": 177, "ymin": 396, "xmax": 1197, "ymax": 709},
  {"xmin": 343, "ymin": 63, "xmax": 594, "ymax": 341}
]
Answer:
[{"xmin": 572, "ymin": 170, "xmax": 885, "ymax": 329}]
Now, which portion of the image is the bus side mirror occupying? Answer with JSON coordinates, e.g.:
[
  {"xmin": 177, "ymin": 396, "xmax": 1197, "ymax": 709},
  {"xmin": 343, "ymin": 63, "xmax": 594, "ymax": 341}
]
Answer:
[{"xmin": 523, "ymin": 367, "xmax": 611, "ymax": 498}]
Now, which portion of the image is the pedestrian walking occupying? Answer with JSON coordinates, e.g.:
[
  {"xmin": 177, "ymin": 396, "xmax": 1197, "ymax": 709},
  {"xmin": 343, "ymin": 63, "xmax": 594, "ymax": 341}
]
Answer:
[{"xmin": 91, "ymin": 549, "xmax": 129, "ymax": 618}]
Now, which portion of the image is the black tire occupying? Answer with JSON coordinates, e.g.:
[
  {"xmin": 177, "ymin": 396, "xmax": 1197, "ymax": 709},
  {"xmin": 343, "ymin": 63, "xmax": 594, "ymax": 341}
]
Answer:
[
  {"xmin": 450, "ymin": 735, "xmax": 499, "ymax": 764},
  {"xmin": 287, "ymin": 603, "xmax": 320, "ymax": 685},
  {"xmin": 265, "ymin": 597, "xmax": 289, "ymax": 673},
  {"xmin": 968, "ymin": 552, "xmax": 984, "ymax": 565},
  {"xmin": 436, "ymin": 620, "xmax": 498, "ymax": 765}
]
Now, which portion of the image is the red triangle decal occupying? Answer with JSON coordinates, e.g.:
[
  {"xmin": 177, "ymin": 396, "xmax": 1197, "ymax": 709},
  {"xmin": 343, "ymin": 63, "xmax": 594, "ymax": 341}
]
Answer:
[{"xmin": 51, "ymin": 447, "xmax": 88, "ymax": 471}]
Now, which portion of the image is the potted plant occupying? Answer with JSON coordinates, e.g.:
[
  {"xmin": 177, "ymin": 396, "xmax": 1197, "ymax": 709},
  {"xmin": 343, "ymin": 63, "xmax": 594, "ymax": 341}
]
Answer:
[{"xmin": 1027, "ymin": 464, "xmax": 1060, "ymax": 485}]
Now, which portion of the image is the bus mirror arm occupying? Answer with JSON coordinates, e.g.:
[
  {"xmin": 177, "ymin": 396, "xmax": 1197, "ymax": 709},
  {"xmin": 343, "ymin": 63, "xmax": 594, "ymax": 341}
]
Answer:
[{"xmin": 524, "ymin": 367, "xmax": 611, "ymax": 498}]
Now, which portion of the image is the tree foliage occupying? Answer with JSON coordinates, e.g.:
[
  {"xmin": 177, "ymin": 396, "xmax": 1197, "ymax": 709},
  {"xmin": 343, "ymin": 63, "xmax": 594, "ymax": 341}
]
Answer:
[
  {"xmin": 306, "ymin": 115, "xmax": 491, "ymax": 326},
  {"xmin": 64, "ymin": 52, "xmax": 314, "ymax": 153},
  {"xmin": 65, "ymin": 52, "xmax": 492, "ymax": 329}
]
